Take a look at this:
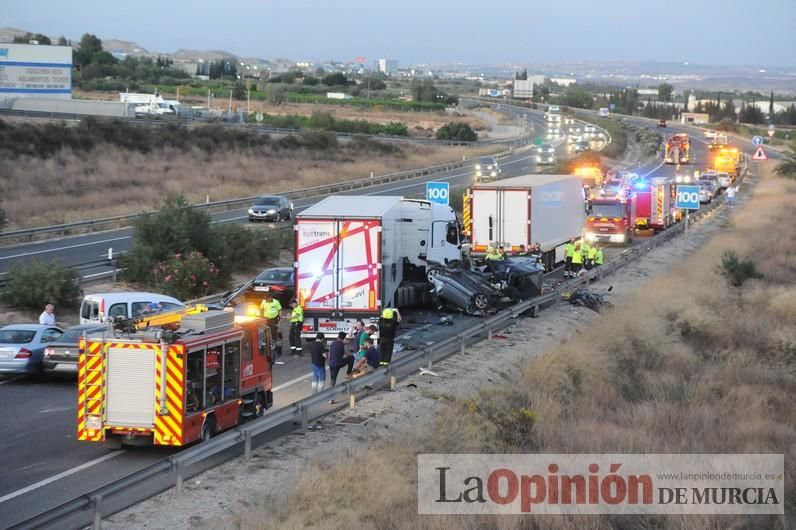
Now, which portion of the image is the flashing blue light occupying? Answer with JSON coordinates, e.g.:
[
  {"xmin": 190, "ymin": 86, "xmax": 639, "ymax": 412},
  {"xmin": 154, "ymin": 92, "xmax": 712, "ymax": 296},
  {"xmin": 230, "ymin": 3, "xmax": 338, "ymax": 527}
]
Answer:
[{"xmin": 634, "ymin": 181, "xmax": 648, "ymax": 190}]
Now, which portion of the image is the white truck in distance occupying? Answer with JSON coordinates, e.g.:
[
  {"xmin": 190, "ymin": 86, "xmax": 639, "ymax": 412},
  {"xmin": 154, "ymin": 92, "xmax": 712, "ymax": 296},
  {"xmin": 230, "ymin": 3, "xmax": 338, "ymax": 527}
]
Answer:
[
  {"xmin": 294, "ymin": 196, "xmax": 462, "ymax": 337},
  {"xmin": 465, "ymin": 174, "xmax": 586, "ymax": 271},
  {"xmin": 119, "ymin": 92, "xmax": 185, "ymax": 117}
]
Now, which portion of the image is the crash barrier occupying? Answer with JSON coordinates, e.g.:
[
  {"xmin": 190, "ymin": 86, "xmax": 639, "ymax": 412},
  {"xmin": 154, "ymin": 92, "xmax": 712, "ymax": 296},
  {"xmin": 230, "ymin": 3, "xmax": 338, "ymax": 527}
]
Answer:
[
  {"xmin": 0, "ymin": 252, "xmax": 128, "ymax": 292},
  {"xmin": 11, "ymin": 170, "xmax": 739, "ymax": 530},
  {"xmin": 0, "ymin": 141, "xmax": 537, "ymax": 247},
  {"xmin": 0, "ymin": 108, "xmax": 532, "ymax": 148}
]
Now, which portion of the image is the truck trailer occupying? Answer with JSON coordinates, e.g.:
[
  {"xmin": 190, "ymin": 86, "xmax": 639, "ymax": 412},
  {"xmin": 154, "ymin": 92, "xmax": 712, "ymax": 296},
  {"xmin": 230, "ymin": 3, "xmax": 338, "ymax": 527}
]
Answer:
[
  {"xmin": 295, "ymin": 196, "xmax": 462, "ymax": 337},
  {"xmin": 464, "ymin": 174, "xmax": 586, "ymax": 271},
  {"xmin": 632, "ymin": 177, "xmax": 679, "ymax": 232}
]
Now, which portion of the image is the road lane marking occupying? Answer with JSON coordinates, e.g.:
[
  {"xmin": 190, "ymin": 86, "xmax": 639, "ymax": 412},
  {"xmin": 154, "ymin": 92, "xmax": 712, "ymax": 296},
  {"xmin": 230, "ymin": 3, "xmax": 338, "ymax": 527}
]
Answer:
[
  {"xmin": 272, "ymin": 372, "xmax": 312, "ymax": 391},
  {"xmin": 0, "ymin": 236, "xmax": 130, "ymax": 261},
  {"xmin": 0, "ymin": 451, "xmax": 125, "ymax": 505}
]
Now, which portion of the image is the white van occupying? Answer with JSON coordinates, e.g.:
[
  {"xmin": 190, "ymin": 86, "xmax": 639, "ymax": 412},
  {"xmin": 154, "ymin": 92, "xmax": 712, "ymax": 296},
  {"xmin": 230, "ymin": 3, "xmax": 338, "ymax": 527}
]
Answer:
[{"xmin": 80, "ymin": 292, "xmax": 184, "ymax": 324}]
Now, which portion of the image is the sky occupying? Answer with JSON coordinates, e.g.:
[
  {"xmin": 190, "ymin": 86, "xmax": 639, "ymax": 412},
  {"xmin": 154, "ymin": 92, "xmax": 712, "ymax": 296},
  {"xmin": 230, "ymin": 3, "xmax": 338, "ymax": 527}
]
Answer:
[{"xmin": 4, "ymin": 0, "xmax": 796, "ymax": 67}]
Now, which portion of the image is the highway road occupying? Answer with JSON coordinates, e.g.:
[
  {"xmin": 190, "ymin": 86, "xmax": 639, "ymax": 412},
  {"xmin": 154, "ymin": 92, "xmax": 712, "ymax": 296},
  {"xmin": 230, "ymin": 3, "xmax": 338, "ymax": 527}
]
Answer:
[{"xmin": 0, "ymin": 107, "xmax": 748, "ymax": 527}]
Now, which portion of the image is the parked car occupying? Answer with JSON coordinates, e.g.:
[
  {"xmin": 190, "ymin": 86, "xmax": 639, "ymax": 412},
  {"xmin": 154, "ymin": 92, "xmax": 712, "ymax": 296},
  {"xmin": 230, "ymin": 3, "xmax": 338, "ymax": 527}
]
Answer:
[
  {"xmin": 658, "ymin": 119, "xmax": 667, "ymax": 127},
  {"xmin": 699, "ymin": 173, "xmax": 722, "ymax": 193},
  {"xmin": 574, "ymin": 140, "xmax": 591, "ymax": 153},
  {"xmin": 697, "ymin": 179, "xmax": 719, "ymax": 203},
  {"xmin": 248, "ymin": 195, "xmax": 293, "ymax": 222},
  {"xmin": 713, "ymin": 172, "xmax": 733, "ymax": 189},
  {"xmin": 80, "ymin": 293, "xmax": 183, "ymax": 325},
  {"xmin": 0, "ymin": 325, "xmax": 63, "ymax": 376},
  {"xmin": 42, "ymin": 324, "xmax": 107, "ymax": 376},
  {"xmin": 474, "ymin": 156, "xmax": 501, "ymax": 182},
  {"xmin": 429, "ymin": 264, "xmax": 505, "ymax": 316},
  {"xmin": 252, "ymin": 267, "xmax": 295, "ymax": 305}
]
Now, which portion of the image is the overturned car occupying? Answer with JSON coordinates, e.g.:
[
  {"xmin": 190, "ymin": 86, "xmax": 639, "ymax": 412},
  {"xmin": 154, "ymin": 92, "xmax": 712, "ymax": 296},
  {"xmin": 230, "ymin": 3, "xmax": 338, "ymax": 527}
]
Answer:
[{"xmin": 427, "ymin": 256, "xmax": 545, "ymax": 316}]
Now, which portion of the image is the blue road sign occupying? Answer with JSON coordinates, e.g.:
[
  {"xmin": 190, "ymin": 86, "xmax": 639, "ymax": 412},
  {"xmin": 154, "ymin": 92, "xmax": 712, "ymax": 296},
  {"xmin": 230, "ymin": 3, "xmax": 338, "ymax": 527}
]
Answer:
[
  {"xmin": 752, "ymin": 135, "xmax": 764, "ymax": 145},
  {"xmin": 426, "ymin": 181, "xmax": 450, "ymax": 205},
  {"xmin": 675, "ymin": 185, "xmax": 700, "ymax": 210},
  {"xmin": 609, "ymin": 103, "xmax": 616, "ymax": 110}
]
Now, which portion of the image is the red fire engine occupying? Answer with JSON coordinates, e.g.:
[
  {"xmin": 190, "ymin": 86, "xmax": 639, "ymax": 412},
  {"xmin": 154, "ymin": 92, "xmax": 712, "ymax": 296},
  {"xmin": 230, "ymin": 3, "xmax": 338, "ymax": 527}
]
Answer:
[
  {"xmin": 664, "ymin": 133, "xmax": 691, "ymax": 165},
  {"xmin": 77, "ymin": 309, "xmax": 274, "ymax": 448},
  {"xmin": 632, "ymin": 177, "xmax": 680, "ymax": 232}
]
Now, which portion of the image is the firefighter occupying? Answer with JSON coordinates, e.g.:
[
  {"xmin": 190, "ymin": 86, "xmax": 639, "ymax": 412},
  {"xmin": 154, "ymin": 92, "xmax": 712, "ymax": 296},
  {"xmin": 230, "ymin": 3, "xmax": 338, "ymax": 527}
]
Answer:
[
  {"xmin": 586, "ymin": 243, "xmax": 598, "ymax": 271},
  {"xmin": 260, "ymin": 293, "xmax": 282, "ymax": 354},
  {"xmin": 288, "ymin": 299, "xmax": 304, "ymax": 356},
  {"xmin": 379, "ymin": 307, "xmax": 402, "ymax": 365},
  {"xmin": 485, "ymin": 243, "xmax": 503, "ymax": 261},
  {"xmin": 571, "ymin": 240, "xmax": 584, "ymax": 276},
  {"xmin": 564, "ymin": 238, "xmax": 576, "ymax": 277},
  {"xmin": 594, "ymin": 245, "xmax": 604, "ymax": 267}
]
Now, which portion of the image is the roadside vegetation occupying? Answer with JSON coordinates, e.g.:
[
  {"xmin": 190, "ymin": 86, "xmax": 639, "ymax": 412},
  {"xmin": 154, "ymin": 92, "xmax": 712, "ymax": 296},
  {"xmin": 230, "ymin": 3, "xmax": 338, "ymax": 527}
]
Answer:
[
  {"xmin": 252, "ymin": 163, "xmax": 796, "ymax": 528},
  {"xmin": 1, "ymin": 260, "xmax": 82, "ymax": 311},
  {"xmin": 247, "ymin": 111, "xmax": 408, "ymax": 136},
  {"xmin": 0, "ymin": 118, "xmax": 495, "ymax": 228}
]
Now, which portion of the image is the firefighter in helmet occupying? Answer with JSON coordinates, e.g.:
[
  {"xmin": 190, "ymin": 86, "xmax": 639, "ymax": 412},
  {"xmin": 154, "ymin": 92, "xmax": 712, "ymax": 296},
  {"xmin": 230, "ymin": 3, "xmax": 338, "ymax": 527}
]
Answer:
[{"xmin": 378, "ymin": 307, "xmax": 402, "ymax": 365}]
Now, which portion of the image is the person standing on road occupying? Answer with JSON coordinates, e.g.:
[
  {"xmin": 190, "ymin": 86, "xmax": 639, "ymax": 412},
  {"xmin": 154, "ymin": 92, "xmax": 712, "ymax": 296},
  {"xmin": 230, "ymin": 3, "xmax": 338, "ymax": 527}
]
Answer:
[
  {"xmin": 571, "ymin": 240, "xmax": 584, "ymax": 276},
  {"xmin": 586, "ymin": 244, "xmax": 597, "ymax": 271},
  {"xmin": 594, "ymin": 245, "xmax": 604, "ymax": 268},
  {"xmin": 260, "ymin": 294, "xmax": 282, "ymax": 355},
  {"xmin": 288, "ymin": 299, "xmax": 304, "ymax": 356},
  {"xmin": 348, "ymin": 320, "xmax": 365, "ymax": 356},
  {"xmin": 378, "ymin": 307, "xmax": 402, "ymax": 365},
  {"xmin": 564, "ymin": 238, "xmax": 576, "ymax": 277},
  {"xmin": 39, "ymin": 303, "xmax": 56, "ymax": 325},
  {"xmin": 309, "ymin": 333, "xmax": 328, "ymax": 393},
  {"xmin": 328, "ymin": 332, "xmax": 354, "ymax": 394},
  {"xmin": 726, "ymin": 185, "xmax": 737, "ymax": 208}
]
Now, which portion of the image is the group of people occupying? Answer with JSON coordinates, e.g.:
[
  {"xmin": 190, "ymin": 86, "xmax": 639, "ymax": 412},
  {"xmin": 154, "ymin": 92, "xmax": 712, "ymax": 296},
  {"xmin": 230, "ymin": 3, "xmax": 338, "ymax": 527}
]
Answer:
[
  {"xmin": 259, "ymin": 293, "xmax": 402, "ymax": 398},
  {"xmin": 564, "ymin": 237, "xmax": 604, "ymax": 277},
  {"xmin": 484, "ymin": 242, "xmax": 541, "ymax": 261}
]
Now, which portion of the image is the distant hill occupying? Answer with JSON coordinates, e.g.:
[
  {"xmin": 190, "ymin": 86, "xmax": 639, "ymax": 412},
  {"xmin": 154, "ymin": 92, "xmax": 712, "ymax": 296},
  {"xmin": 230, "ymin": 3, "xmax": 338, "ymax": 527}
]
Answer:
[{"xmin": 102, "ymin": 38, "xmax": 149, "ymax": 55}]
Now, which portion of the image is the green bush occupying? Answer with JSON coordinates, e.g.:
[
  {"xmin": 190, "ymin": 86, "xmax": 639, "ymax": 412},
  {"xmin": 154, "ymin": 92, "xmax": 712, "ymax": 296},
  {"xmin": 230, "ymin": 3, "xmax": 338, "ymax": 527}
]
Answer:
[
  {"xmin": 152, "ymin": 251, "xmax": 220, "ymax": 300},
  {"xmin": 435, "ymin": 122, "xmax": 477, "ymax": 142},
  {"xmin": 718, "ymin": 250, "xmax": 762, "ymax": 287},
  {"xmin": 1, "ymin": 260, "xmax": 83, "ymax": 311}
]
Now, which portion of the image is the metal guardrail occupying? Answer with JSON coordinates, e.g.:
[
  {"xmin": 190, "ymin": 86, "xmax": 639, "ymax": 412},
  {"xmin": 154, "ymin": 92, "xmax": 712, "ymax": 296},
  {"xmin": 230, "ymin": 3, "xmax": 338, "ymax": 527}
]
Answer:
[
  {"xmin": 10, "ymin": 175, "xmax": 738, "ymax": 529},
  {"xmin": 0, "ymin": 253, "xmax": 127, "ymax": 291}
]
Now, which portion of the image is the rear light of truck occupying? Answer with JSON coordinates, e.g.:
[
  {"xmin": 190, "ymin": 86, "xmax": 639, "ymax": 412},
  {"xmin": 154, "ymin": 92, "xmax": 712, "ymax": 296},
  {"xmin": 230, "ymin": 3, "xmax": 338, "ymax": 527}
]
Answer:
[{"xmin": 15, "ymin": 348, "xmax": 32, "ymax": 359}]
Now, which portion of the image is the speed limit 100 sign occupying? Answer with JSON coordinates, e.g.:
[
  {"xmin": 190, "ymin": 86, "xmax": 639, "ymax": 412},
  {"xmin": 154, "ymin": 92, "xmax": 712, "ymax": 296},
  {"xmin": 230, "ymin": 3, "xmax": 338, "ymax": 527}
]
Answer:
[{"xmin": 675, "ymin": 185, "xmax": 700, "ymax": 209}]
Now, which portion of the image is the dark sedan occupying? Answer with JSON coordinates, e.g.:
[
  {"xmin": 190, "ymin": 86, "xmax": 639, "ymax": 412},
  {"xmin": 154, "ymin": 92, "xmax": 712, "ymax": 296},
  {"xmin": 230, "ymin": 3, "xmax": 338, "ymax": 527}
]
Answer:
[
  {"xmin": 252, "ymin": 267, "xmax": 295, "ymax": 305},
  {"xmin": 248, "ymin": 195, "xmax": 293, "ymax": 222},
  {"xmin": 42, "ymin": 324, "xmax": 107, "ymax": 376}
]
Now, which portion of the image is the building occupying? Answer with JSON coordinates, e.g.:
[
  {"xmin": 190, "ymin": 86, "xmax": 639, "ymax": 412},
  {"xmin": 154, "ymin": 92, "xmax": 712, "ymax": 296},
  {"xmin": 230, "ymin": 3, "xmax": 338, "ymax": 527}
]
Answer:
[
  {"xmin": 0, "ymin": 43, "xmax": 72, "ymax": 101},
  {"xmin": 375, "ymin": 58, "xmax": 398, "ymax": 75},
  {"xmin": 513, "ymin": 79, "xmax": 534, "ymax": 99},
  {"xmin": 550, "ymin": 77, "xmax": 576, "ymax": 87}
]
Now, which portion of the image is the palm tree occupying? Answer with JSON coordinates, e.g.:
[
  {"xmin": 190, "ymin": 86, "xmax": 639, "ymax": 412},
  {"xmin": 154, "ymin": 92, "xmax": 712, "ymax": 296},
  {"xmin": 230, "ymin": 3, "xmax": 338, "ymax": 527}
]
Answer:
[{"xmin": 774, "ymin": 146, "xmax": 796, "ymax": 180}]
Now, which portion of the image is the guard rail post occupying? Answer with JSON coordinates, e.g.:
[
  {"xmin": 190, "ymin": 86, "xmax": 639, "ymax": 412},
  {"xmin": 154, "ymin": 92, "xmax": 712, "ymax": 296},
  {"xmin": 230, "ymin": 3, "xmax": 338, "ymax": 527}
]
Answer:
[
  {"xmin": 460, "ymin": 335, "xmax": 466, "ymax": 356},
  {"xmin": 91, "ymin": 494, "xmax": 103, "ymax": 530},
  {"xmin": 300, "ymin": 404, "xmax": 308, "ymax": 430},
  {"xmin": 425, "ymin": 349, "xmax": 432, "ymax": 370},
  {"xmin": 244, "ymin": 430, "xmax": 252, "ymax": 461},
  {"xmin": 175, "ymin": 460, "xmax": 184, "ymax": 495}
]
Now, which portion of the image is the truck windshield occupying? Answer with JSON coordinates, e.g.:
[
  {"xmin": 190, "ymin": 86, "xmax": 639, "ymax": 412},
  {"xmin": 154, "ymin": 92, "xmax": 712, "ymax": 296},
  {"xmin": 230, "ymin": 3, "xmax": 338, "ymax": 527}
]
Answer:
[{"xmin": 591, "ymin": 204, "xmax": 624, "ymax": 218}]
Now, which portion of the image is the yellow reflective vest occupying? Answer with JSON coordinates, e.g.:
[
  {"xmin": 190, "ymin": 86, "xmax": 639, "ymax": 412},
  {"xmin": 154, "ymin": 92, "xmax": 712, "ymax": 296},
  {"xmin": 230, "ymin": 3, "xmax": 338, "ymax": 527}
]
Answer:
[
  {"xmin": 290, "ymin": 305, "xmax": 304, "ymax": 323},
  {"xmin": 260, "ymin": 299, "xmax": 282, "ymax": 319}
]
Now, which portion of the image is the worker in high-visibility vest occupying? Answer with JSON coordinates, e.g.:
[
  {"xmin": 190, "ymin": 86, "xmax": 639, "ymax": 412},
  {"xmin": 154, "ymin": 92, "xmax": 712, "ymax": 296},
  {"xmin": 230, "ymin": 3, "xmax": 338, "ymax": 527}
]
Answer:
[
  {"xmin": 564, "ymin": 238, "xmax": 576, "ymax": 277},
  {"xmin": 288, "ymin": 299, "xmax": 304, "ymax": 356},
  {"xmin": 594, "ymin": 246, "xmax": 604, "ymax": 267},
  {"xmin": 260, "ymin": 293, "xmax": 282, "ymax": 354},
  {"xmin": 571, "ymin": 240, "xmax": 584, "ymax": 276},
  {"xmin": 484, "ymin": 244, "xmax": 503, "ymax": 261},
  {"xmin": 378, "ymin": 307, "xmax": 402, "ymax": 365},
  {"xmin": 586, "ymin": 244, "xmax": 598, "ymax": 271},
  {"xmin": 580, "ymin": 239, "xmax": 593, "ymax": 270}
]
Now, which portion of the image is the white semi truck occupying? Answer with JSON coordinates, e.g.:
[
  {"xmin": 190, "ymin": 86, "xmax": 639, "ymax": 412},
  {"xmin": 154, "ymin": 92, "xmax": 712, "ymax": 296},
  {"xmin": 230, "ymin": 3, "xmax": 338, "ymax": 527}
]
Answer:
[
  {"xmin": 294, "ymin": 196, "xmax": 462, "ymax": 337},
  {"xmin": 464, "ymin": 174, "xmax": 587, "ymax": 271},
  {"xmin": 119, "ymin": 92, "xmax": 185, "ymax": 117}
]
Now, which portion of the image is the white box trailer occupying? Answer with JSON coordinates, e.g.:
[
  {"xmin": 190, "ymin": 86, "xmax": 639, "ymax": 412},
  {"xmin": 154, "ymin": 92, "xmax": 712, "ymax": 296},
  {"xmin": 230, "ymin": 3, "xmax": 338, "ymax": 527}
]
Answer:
[
  {"xmin": 466, "ymin": 174, "xmax": 586, "ymax": 270},
  {"xmin": 295, "ymin": 196, "xmax": 461, "ymax": 337}
]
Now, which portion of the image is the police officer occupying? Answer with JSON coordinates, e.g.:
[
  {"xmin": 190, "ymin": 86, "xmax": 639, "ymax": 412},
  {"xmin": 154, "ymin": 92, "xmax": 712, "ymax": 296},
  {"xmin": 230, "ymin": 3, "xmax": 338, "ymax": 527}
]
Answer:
[
  {"xmin": 378, "ymin": 307, "xmax": 402, "ymax": 365},
  {"xmin": 259, "ymin": 293, "xmax": 282, "ymax": 354},
  {"xmin": 564, "ymin": 238, "xmax": 576, "ymax": 277},
  {"xmin": 288, "ymin": 299, "xmax": 304, "ymax": 356}
]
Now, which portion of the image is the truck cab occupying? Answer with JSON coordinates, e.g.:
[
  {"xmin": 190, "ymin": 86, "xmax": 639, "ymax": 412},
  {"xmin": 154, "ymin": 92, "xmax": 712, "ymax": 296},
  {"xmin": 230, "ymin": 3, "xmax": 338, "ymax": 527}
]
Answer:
[{"xmin": 585, "ymin": 197, "xmax": 635, "ymax": 245}]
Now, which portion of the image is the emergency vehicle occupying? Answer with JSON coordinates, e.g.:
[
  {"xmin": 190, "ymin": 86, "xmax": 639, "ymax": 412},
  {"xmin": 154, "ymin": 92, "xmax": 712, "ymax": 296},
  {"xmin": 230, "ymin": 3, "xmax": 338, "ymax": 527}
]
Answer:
[
  {"xmin": 632, "ymin": 177, "xmax": 680, "ymax": 232},
  {"xmin": 585, "ymin": 194, "xmax": 637, "ymax": 245},
  {"xmin": 77, "ymin": 307, "xmax": 274, "ymax": 448},
  {"xmin": 664, "ymin": 133, "xmax": 691, "ymax": 164},
  {"xmin": 712, "ymin": 147, "xmax": 742, "ymax": 180}
]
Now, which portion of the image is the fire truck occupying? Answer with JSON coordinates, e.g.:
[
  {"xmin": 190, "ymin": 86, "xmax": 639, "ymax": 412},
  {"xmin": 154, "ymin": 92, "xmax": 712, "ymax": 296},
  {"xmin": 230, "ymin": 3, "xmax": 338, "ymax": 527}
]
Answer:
[
  {"xmin": 584, "ymin": 194, "xmax": 637, "ymax": 245},
  {"xmin": 664, "ymin": 133, "xmax": 691, "ymax": 165},
  {"xmin": 77, "ymin": 307, "xmax": 274, "ymax": 448},
  {"xmin": 632, "ymin": 177, "xmax": 680, "ymax": 232},
  {"xmin": 713, "ymin": 147, "xmax": 742, "ymax": 180}
]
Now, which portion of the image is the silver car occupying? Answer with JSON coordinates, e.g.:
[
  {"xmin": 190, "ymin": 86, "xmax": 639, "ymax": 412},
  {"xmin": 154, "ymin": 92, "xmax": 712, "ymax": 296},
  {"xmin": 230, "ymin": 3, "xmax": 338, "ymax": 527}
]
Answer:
[{"xmin": 0, "ymin": 325, "xmax": 64, "ymax": 376}]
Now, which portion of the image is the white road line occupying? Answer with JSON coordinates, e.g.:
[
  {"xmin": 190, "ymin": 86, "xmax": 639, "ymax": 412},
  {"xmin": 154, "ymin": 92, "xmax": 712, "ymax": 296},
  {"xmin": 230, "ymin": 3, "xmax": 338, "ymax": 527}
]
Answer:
[
  {"xmin": 641, "ymin": 160, "xmax": 666, "ymax": 178},
  {"xmin": 0, "ymin": 451, "xmax": 125, "ymax": 505},
  {"xmin": 272, "ymin": 371, "xmax": 312, "ymax": 391},
  {"xmin": 0, "ymin": 236, "xmax": 130, "ymax": 261}
]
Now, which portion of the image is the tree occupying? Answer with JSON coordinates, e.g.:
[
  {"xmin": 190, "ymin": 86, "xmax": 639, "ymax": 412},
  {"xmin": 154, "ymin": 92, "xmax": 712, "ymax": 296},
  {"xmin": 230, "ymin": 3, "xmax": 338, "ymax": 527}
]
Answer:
[
  {"xmin": 515, "ymin": 69, "xmax": 528, "ymax": 80},
  {"xmin": 74, "ymin": 33, "xmax": 104, "ymax": 68},
  {"xmin": 436, "ymin": 122, "xmax": 477, "ymax": 142},
  {"xmin": 13, "ymin": 32, "xmax": 52, "ymax": 45},
  {"xmin": 738, "ymin": 102, "xmax": 765, "ymax": 124},
  {"xmin": 769, "ymin": 91, "xmax": 775, "ymax": 118},
  {"xmin": 563, "ymin": 87, "xmax": 594, "ymax": 109},
  {"xmin": 269, "ymin": 85, "xmax": 286, "ymax": 105},
  {"xmin": 57, "ymin": 35, "xmax": 69, "ymax": 46},
  {"xmin": 231, "ymin": 82, "xmax": 246, "ymax": 100},
  {"xmin": 323, "ymin": 72, "xmax": 349, "ymax": 86},
  {"xmin": 658, "ymin": 83, "xmax": 674, "ymax": 103}
]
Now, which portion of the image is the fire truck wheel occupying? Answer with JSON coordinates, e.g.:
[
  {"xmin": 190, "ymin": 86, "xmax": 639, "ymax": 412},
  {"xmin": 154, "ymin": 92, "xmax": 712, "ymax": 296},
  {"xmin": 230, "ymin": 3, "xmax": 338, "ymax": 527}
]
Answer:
[{"xmin": 104, "ymin": 435, "xmax": 123, "ymax": 450}]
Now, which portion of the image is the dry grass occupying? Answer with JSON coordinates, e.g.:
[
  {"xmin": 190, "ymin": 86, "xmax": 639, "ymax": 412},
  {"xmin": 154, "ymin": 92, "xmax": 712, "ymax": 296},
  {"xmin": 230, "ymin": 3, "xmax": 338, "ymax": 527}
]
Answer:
[
  {"xmin": 1, "ymin": 143, "xmax": 497, "ymax": 228},
  {"xmin": 250, "ymin": 163, "xmax": 796, "ymax": 530}
]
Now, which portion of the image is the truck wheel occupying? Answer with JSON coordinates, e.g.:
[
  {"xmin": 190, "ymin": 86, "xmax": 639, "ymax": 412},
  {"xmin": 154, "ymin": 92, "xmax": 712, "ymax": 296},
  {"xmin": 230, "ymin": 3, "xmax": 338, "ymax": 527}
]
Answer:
[{"xmin": 104, "ymin": 435, "xmax": 123, "ymax": 450}]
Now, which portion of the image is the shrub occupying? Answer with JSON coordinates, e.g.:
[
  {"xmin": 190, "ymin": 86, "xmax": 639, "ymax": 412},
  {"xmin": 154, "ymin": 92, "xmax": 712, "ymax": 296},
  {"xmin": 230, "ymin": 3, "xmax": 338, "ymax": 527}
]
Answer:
[
  {"xmin": 716, "ymin": 118, "xmax": 738, "ymax": 132},
  {"xmin": 152, "ymin": 251, "xmax": 220, "ymax": 300},
  {"xmin": 718, "ymin": 250, "xmax": 763, "ymax": 287},
  {"xmin": 1, "ymin": 260, "xmax": 83, "ymax": 311},
  {"xmin": 435, "ymin": 122, "xmax": 477, "ymax": 142}
]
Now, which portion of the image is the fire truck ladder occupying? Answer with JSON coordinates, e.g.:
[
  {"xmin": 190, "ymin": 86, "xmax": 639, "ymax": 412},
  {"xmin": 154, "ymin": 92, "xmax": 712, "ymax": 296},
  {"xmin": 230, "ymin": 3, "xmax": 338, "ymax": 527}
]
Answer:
[{"xmin": 134, "ymin": 304, "xmax": 210, "ymax": 330}]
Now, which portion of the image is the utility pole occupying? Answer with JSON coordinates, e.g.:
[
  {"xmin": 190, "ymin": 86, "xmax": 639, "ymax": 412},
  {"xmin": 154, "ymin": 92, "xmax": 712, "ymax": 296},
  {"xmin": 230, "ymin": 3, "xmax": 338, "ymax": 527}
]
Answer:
[{"xmin": 247, "ymin": 88, "xmax": 250, "ymax": 115}]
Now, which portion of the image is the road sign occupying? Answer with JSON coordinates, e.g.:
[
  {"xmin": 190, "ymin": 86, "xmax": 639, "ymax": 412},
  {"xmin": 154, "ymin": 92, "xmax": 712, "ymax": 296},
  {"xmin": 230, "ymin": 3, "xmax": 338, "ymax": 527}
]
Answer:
[
  {"xmin": 751, "ymin": 146, "xmax": 768, "ymax": 161},
  {"xmin": 752, "ymin": 135, "xmax": 764, "ymax": 145},
  {"xmin": 675, "ymin": 185, "xmax": 700, "ymax": 210},
  {"xmin": 533, "ymin": 137, "xmax": 543, "ymax": 145},
  {"xmin": 609, "ymin": 103, "xmax": 616, "ymax": 110},
  {"xmin": 426, "ymin": 182, "xmax": 450, "ymax": 205}
]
